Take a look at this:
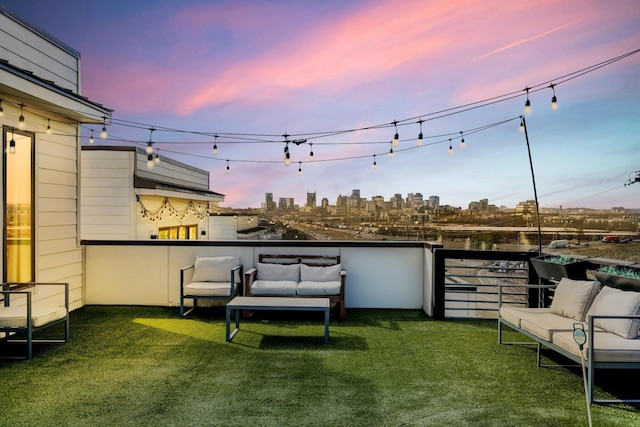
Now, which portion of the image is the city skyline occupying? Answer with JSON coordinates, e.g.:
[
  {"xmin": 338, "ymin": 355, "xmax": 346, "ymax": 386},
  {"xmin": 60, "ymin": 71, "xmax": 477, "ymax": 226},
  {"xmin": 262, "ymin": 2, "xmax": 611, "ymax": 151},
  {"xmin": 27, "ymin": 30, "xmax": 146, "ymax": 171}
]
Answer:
[{"xmin": 3, "ymin": 0, "xmax": 639, "ymax": 209}]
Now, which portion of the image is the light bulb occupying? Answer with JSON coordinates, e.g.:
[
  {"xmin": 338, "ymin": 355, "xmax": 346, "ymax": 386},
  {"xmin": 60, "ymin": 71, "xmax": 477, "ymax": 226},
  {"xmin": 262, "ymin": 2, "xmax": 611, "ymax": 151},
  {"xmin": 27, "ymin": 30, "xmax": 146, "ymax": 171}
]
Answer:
[
  {"xmin": 519, "ymin": 120, "xmax": 524, "ymax": 132},
  {"xmin": 417, "ymin": 132, "xmax": 423, "ymax": 147},
  {"xmin": 388, "ymin": 147, "xmax": 394, "ymax": 158},
  {"xmin": 89, "ymin": 133, "xmax": 94, "ymax": 144},
  {"xmin": 460, "ymin": 132, "xmax": 465, "ymax": 148},
  {"xmin": 551, "ymin": 95, "xmax": 558, "ymax": 110},
  {"xmin": 524, "ymin": 99, "xmax": 531, "ymax": 115},
  {"xmin": 226, "ymin": 165, "xmax": 230, "ymax": 174},
  {"xmin": 18, "ymin": 114, "xmax": 25, "ymax": 129},
  {"xmin": 147, "ymin": 154, "xmax": 154, "ymax": 169},
  {"xmin": 146, "ymin": 142, "xmax": 153, "ymax": 155},
  {"xmin": 284, "ymin": 152, "xmax": 291, "ymax": 166},
  {"xmin": 372, "ymin": 156, "xmax": 377, "ymax": 170},
  {"xmin": 392, "ymin": 132, "xmax": 399, "ymax": 147},
  {"xmin": 101, "ymin": 126, "xmax": 107, "ymax": 139},
  {"xmin": 448, "ymin": 139, "xmax": 453, "ymax": 155},
  {"xmin": 154, "ymin": 153, "xmax": 160, "ymax": 164},
  {"xmin": 213, "ymin": 144, "xmax": 218, "ymax": 155},
  {"xmin": 46, "ymin": 119, "xmax": 52, "ymax": 134},
  {"xmin": 9, "ymin": 138, "xmax": 16, "ymax": 154}
]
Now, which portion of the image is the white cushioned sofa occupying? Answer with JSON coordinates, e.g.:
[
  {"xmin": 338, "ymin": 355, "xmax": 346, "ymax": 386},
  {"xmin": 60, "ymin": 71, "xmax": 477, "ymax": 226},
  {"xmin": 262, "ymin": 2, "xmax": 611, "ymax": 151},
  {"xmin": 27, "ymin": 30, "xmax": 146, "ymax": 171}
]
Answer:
[
  {"xmin": 498, "ymin": 277, "xmax": 640, "ymax": 404},
  {"xmin": 244, "ymin": 255, "xmax": 346, "ymax": 320},
  {"xmin": 180, "ymin": 256, "xmax": 243, "ymax": 317}
]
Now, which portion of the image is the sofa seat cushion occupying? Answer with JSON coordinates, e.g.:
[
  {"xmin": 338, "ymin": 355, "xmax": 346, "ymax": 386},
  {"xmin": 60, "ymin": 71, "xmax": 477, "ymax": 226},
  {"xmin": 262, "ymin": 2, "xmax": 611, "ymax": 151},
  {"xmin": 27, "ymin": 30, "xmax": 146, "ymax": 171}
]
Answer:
[
  {"xmin": 297, "ymin": 280, "xmax": 341, "ymax": 296},
  {"xmin": 184, "ymin": 281, "xmax": 234, "ymax": 297},
  {"xmin": 250, "ymin": 280, "xmax": 298, "ymax": 296},
  {"xmin": 520, "ymin": 312, "xmax": 582, "ymax": 341},
  {"xmin": 499, "ymin": 306, "xmax": 551, "ymax": 329},
  {"xmin": 0, "ymin": 305, "xmax": 67, "ymax": 328},
  {"xmin": 552, "ymin": 330, "xmax": 640, "ymax": 362}
]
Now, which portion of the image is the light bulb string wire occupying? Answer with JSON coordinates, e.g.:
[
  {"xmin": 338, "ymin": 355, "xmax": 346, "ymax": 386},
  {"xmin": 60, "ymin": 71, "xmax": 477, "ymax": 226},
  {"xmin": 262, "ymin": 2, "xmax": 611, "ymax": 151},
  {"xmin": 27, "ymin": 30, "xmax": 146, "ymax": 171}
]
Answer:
[{"xmin": 1, "ymin": 48, "xmax": 637, "ymax": 146}]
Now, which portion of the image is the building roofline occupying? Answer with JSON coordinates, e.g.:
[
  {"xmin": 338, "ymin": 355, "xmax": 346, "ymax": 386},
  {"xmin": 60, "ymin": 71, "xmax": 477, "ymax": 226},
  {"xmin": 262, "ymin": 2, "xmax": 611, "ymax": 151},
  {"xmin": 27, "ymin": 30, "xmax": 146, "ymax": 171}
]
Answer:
[{"xmin": 0, "ymin": 4, "xmax": 80, "ymax": 58}]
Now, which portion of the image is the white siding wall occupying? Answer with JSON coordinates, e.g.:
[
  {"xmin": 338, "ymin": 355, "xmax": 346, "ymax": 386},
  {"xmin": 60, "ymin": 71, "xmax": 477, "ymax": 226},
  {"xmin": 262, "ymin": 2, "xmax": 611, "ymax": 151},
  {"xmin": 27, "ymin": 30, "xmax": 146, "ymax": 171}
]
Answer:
[
  {"xmin": 0, "ymin": 13, "xmax": 79, "ymax": 92},
  {"xmin": 208, "ymin": 216, "xmax": 238, "ymax": 240},
  {"xmin": 80, "ymin": 150, "xmax": 135, "ymax": 240},
  {"xmin": 135, "ymin": 154, "xmax": 210, "ymax": 190}
]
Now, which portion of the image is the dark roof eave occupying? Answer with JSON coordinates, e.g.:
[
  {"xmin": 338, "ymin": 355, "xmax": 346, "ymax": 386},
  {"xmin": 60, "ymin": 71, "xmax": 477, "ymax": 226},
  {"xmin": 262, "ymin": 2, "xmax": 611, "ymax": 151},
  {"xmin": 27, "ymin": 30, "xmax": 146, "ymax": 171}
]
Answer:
[{"xmin": 134, "ymin": 175, "xmax": 224, "ymax": 199}]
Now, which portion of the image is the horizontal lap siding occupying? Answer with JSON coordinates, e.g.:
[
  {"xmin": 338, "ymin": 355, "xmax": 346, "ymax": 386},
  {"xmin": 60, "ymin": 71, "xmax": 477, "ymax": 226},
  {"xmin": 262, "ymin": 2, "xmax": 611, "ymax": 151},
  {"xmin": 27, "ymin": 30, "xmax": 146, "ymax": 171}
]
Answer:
[
  {"xmin": 0, "ymin": 14, "xmax": 79, "ymax": 92},
  {"xmin": 80, "ymin": 151, "xmax": 134, "ymax": 240},
  {"xmin": 36, "ymin": 119, "xmax": 83, "ymax": 309}
]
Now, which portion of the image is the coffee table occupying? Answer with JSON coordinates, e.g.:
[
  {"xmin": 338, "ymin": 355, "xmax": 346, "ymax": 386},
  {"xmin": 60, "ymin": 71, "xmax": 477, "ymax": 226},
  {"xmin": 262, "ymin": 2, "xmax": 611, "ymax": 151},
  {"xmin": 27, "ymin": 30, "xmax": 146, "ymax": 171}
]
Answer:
[{"xmin": 226, "ymin": 296, "xmax": 330, "ymax": 343}]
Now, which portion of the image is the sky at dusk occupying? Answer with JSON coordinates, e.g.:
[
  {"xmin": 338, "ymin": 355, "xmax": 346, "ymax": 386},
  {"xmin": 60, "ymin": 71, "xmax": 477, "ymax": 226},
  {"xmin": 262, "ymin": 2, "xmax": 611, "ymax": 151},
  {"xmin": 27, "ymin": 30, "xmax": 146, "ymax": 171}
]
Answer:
[{"xmin": 4, "ymin": 0, "xmax": 639, "ymax": 209}]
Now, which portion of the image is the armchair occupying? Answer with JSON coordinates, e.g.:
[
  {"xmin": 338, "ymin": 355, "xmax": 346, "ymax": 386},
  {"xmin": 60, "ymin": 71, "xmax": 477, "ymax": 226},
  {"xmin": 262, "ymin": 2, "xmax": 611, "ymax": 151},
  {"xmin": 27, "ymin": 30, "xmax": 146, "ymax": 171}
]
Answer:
[
  {"xmin": 180, "ymin": 256, "xmax": 243, "ymax": 317},
  {"xmin": 0, "ymin": 282, "xmax": 69, "ymax": 359}
]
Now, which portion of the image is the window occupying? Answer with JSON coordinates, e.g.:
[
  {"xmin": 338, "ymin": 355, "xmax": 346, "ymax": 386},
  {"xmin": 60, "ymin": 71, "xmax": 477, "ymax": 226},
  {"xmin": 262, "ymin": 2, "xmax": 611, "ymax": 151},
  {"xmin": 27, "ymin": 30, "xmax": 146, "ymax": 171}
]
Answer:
[
  {"xmin": 3, "ymin": 126, "xmax": 34, "ymax": 281},
  {"xmin": 158, "ymin": 225, "xmax": 198, "ymax": 240}
]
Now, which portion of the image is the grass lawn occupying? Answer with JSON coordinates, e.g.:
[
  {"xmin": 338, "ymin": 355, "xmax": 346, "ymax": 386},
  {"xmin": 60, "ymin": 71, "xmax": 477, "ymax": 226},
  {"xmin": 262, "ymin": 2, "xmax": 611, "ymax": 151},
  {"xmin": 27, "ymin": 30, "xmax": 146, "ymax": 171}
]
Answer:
[{"xmin": 1, "ymin": 306, "xmax": 639, "ymax": 426}]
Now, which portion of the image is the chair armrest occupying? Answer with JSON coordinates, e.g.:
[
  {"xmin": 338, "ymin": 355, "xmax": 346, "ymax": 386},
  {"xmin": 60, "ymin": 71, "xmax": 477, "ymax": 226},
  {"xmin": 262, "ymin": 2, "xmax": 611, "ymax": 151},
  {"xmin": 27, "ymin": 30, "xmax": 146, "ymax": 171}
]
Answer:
[
  {"xmin": 180, "ymin": 265, "xmax": 195, "ymax": 293},
  {"xmin": 497, "ymin": 283, "xmax": 556, "ymax": 308},
  {"xmin": 244, "ymin": 267, "xmax": 257, "ymax": 296},
  {"xmin": 230, "ymin": 265, "xmax": 243, "ymax": 296},
  {"xmin": 1, "ymin": 282, "xmax": 68, "ymax": 311}
]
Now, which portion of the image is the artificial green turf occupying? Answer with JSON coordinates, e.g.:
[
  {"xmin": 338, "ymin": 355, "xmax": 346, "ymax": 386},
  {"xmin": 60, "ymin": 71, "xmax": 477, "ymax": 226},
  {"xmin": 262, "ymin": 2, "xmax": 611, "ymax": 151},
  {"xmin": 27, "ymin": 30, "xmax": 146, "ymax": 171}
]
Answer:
[{"xmin": 0, "ymin": 306, "xmax": 639, "ymax": 426}]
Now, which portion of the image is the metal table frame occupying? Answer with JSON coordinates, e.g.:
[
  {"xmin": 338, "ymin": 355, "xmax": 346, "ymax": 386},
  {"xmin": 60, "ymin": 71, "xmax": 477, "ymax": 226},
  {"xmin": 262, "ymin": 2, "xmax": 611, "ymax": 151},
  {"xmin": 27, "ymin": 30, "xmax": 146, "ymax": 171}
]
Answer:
[{"xmin": 226, "ymin": 296, "xmax": 330, "ymax": 343}]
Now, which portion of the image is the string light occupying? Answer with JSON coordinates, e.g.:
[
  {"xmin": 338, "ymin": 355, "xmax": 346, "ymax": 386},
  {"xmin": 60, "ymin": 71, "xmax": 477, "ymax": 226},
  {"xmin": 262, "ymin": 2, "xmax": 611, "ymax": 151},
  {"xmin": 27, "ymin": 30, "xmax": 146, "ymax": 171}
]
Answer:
[
  {"xmin": 519, "ymin": 119, "xmax": 525, "ymax": 132},
  {"xmin": 524, "ymin": 87, "xmax": 531, "ymax": 115},
  {"xmin": 100, "ymin": 116, "xmax": 108, "ymax": 138},
  {"xmin": 8, "ymin": 128, "xmax": 16, "ymax": 154},
  {"xmin": 372, "ymin": 154, "xmax": 377, "ymax": 170},
  {"xmin": 550, "ymin": 84, "xmax": 558, "ymax": 110},
  {"xmin": 297, "ymin": 161, "xmax": 302, "ymax": 176},
  {"xmin": 417, "ymin": 119, "xmax": 424, "ymax": 147},
  {"xmin": 89, "ymin": 130, "xmax": 95, "ymax": 144},
  {"xmin": 226, "ymin": 159, "xmax": 230, "ymax": 174},
  {"xmin": 392, "ymin": 121, "xmax": 399, "ymax": 147},
  {"xmin": 146, "ymin": 128, "xmax": 155, "ymax": 155},
  {"xmin": 448, "ymin": 138, "xmax": 453, "ymax": 155},
  {"xmin": 46, "ymin": 118, "xmax": 52, "ymax": 134},
  {"xmin": 283, "ymin": 135, "xmax": 291, "ymax": 166},
  {"xmin": 309, "ymin": 143, "xmax": 314, "ymax": 160},
  {"xmin": 147, "ymin": 153, "xmax": 154, "ymax": 169},
  {"xmin": 0, "ymin": 99, "xmax": 4, "ymax": 117},
  {"xmin": 388, "ymin": 143, "xmax": 394, "ymax": 158},
  {"xmin": 154, "ymin": 149, "xmax": 160, "ymax": 164},
  {"xmin": 18, "ymin": 104, "xmax": 25, "ymax": 129},
  {"xmin": 459, "ymin": 131, "xmax": 465, "ymax": 148},
  {"xmin": 213, "ymin": 134, "xmax": 218, "ymax": 155}
]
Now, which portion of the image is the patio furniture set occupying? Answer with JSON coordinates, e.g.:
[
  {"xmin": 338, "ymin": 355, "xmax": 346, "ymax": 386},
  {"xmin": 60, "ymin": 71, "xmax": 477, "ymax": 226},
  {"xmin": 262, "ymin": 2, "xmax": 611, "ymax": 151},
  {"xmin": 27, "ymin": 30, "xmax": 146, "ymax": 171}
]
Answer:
[{"xmin": 180, "ymin": 254, "xmax": 346, "ymax": 343}]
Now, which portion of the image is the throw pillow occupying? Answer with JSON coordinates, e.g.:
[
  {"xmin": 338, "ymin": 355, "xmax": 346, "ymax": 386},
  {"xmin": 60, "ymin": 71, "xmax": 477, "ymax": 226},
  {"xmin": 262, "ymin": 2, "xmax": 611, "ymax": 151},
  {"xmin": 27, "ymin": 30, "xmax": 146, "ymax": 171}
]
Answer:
[
  {"xmin": 257, "ymin": 262, "xmax": 300, "ymax": 282},
  {"xmin": 586, "ymin": 286, "xmax": 640, "ymax": 339},
  {"xmin": 550, "ymin": 278, "xmax": 601, "ymax": 321},
  {"xmin": 300, "ymin": 263, "xmax": 341, "ymax": 282}
]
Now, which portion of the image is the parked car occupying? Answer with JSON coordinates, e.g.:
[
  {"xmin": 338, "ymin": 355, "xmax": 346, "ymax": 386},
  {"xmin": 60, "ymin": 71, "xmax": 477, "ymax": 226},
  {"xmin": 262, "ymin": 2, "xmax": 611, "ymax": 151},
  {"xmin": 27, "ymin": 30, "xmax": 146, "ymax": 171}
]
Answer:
[
  {"xmin": 548, "ymin": 239, "xmax": 569, "ymax": 249},
  {"xmin": 602, "ymin": 235, "xmax": 620, "ymax": 243}
]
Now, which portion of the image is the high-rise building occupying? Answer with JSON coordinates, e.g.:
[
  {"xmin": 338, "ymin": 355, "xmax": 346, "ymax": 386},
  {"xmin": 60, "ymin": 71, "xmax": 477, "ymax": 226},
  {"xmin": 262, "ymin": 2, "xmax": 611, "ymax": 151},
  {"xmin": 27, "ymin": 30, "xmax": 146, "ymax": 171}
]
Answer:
[
  {"xmin": 392, "ymin": 194, "xmax": 403, "ymax": 209},
  {"xmin": 306, "ymin": 191, "xmax": 316, "ymax": 208},
  {"xmin": 265, "ymin": 193, "xmax": 274, "ymax": 211},
  {"xmin": 428, "ymin": 195, "xmax": 440, "ymax": 208}
]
